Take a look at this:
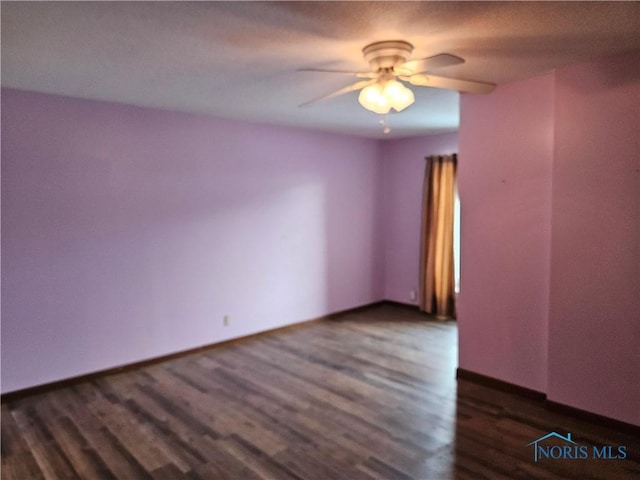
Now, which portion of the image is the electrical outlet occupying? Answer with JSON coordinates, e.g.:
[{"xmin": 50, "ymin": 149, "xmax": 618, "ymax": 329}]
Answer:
[
  {"xmin": 223, "ymin": 315, "xmax": 230, "ymax": 326},
  {"xmin": 409, "ymin": 289, "xmax": 417, "ymax": 301}
]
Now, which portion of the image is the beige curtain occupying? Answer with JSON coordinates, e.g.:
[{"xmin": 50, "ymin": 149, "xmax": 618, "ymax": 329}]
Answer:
[{"xmin": 419, "ymin": 154, "xmax": 457, "ymax": 319}]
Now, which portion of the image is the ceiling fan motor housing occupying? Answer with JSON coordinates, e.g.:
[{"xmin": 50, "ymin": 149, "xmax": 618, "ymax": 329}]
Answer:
[{"xmin": 362, "ymin": 40, "xmax": 414, "ymax": 71}]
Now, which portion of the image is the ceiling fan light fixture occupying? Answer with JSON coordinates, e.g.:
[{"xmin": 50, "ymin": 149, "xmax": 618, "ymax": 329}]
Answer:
[
  {"xmin": 358, "ymin": 80, "xmax": 414, "ymax": 114},
  {"xmin": 384, "ymin": 79, "xmax": 415, "ymax": 112},
  {"xmin": 358, "ymin": 83, "xmax": 390, "ymax": 114}
]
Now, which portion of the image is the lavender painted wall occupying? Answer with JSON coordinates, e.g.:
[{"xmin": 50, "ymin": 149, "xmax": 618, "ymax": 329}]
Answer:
[
  {"xmin": 458, "ymin": 74, "xmax": 554, "ymax": 393},
  {"xmin": 548, "ymin": 52, "xmax": 640, "ymax": 425},
  {"xmin": 1, "ymin": 88, "xmax": 383, "ymax": 393},
  {"xmin": 380, "ymin": 133, "xmax": 458, "ymax": 304}
]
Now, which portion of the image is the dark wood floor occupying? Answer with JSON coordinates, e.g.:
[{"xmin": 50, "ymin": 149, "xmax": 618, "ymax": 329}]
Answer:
[{"xmin": 2, "ymin": 304, "xmax": 639, "ymax": 479}]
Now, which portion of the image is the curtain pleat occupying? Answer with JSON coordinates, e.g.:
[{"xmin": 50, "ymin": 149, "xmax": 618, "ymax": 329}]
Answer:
[{"xmin": 419, "ymin": 154, "xmax": 457, "ymax": 319}]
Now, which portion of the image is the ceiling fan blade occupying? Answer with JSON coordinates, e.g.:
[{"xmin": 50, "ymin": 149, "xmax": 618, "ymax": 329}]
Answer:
[
  {"xmin": 406, "ymin": 73, "xmax": 495, "ymax": 94},
  {"xmin": 297, "ymin": 68, "xmax": 377, "ymax": 79},
  {"xmin": 299, "ymin": 79, "xmax": 377, "ymax": 107},
  {"xmin": 396, "ymin": 54, "xmax": 464, "ymax": 75}
]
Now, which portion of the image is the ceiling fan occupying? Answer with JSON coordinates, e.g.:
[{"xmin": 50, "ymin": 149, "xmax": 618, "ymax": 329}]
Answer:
[{"xmin": 299, "ymin": 40, "xmax": 495, "ymax": 114}]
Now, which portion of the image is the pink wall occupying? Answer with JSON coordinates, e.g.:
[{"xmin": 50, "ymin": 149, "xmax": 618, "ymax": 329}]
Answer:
[
  {"xmin": 458, "ymin": 51, "xmax": 640, "ymax": 425},
  {"xmin": 380, "ymin": 133, "xmax": 458, "ymax": 304},
  {"xmin": 457, "ymin": 73, "xmax": 555, "ymax": 393},
  {"xmin": 548, "ymin": 52, "xmax": 640, "ymax": 425},
  {"xmin": 1, "ymin": 89, "xmax": 383, "ymax": 393}
]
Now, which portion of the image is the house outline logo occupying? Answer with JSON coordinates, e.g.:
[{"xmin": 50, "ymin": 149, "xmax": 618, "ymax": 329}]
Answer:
[{"xmin": 526, "ymin": 432, "xmax": 577, "ymax": 462}]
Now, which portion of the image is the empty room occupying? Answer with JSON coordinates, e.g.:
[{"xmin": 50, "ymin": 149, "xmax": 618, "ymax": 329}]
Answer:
[{"xmin": 1, "ymin": 2, "xmax": 639, "ymax": 479}]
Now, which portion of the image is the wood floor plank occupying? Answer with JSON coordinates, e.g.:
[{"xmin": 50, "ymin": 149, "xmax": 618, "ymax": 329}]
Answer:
[
  {"xmin": 48, "ymin": 388, "xmax": 156, "ymax": 480},
  {"xmin": 2, "ymin": 304, "xmax": 638, "ymax": 479},
  {"xmin": 73, "ymin": 383, "xmax": 171, "ymax": 473},
  {"xmin": 218, "ymin": 434, "xmax": 303, "ymax": 480},
  {"xmin": 190, "ymin": 434, "xmax": 263, "ymax": 480},
  {"xmin": 10, "ymin": 406, "xmax": 81, "ymax": 479},
  {"xmin": 1, "ymin": 405, "xmax": 46, "ymax": 479},
  {"xmin": 36, "ymin": 406, "xmax": 117, "ymax": 480}
]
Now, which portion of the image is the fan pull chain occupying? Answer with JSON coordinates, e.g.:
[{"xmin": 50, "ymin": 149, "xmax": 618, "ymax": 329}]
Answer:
[{"xmin": 379, "ymin": 114, "xmax": 391, "ymax": 134}]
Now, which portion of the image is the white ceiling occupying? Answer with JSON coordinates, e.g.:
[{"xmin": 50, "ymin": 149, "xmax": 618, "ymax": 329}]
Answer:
[{"xmin": 2, "ymin": 1, "xmax": 639, "ymax": 139}]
